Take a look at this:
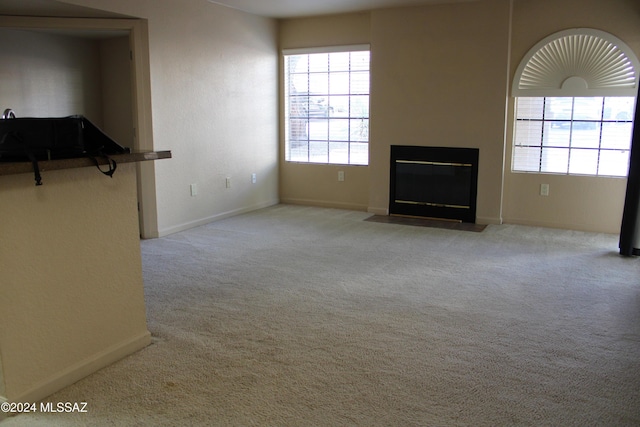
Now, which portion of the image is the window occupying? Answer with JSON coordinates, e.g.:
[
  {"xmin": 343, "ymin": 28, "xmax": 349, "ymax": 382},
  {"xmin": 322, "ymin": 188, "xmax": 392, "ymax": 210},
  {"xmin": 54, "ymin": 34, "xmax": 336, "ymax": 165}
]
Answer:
[
  {"xmin": 511, "ymin": 28, "xmax": 639, "ymax": 177},
  {"xmin": 284, "ymin": 46, "xmax": 370, "ymax": 165},
  {"xmin": 513, "ymin": 96, "xmax": 636, "ymax": 176}
]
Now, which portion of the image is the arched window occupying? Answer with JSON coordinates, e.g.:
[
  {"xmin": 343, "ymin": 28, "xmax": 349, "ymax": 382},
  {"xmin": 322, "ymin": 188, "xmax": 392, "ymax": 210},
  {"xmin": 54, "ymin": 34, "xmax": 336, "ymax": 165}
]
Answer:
[{"xmin": 512, "ymin": 29, "xmax": 639, "ymax": 176}]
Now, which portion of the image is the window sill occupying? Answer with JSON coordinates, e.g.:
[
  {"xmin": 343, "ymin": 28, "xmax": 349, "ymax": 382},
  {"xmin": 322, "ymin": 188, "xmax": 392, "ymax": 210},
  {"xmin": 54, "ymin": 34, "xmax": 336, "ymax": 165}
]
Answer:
[{"xmin": 509, "ymin": 170, "xmax": 627, "ymax": 179}]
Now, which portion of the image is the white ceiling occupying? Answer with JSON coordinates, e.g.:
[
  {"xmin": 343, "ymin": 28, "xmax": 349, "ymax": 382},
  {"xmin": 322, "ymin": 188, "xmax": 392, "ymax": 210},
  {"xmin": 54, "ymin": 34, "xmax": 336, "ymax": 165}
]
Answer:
[
  {"xmin": 209, "ymin": 0, "xmax": 476, "ymax": 19},
  {"xmin": 0, "ymin": 0, "xmax": 477, "ymax": 19},
  {"xmin": 0, "ymin": 0, "xmax": 130, "ymax": 18}
]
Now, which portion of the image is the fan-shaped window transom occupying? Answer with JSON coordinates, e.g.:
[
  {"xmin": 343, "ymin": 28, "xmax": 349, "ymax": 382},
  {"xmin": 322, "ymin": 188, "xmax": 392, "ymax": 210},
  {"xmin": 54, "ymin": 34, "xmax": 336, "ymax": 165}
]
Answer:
[{"xmin": 513, "ymin": 29, "xmax": 639, "ymax": 97}]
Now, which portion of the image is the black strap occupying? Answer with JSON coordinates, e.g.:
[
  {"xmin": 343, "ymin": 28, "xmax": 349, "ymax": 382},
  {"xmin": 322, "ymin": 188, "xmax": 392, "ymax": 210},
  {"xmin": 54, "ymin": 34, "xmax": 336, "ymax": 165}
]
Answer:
[
  {"xmin": 0, "ymin": 132, "xmax": 42, "ymax": 185},
  {"xmin": 27, "ymin": 151, "xmax": 43, "ymax": 186},
  {"xmin": 89, "ymin": 155, "xmax": 118, "ymax": 178}
]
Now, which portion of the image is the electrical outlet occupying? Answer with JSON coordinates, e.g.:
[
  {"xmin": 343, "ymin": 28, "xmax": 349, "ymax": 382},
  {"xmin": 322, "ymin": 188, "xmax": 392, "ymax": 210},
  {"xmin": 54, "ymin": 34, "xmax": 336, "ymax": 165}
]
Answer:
[
  {"xmin": 190, "ymin": 183, "xmax": 197, "ymax": 196},
  {"xmin": 226, "ymin": 177, "xmax": 231, "ymax": 188},
  {"xmin": 251, "ymin": 173, "xmax": 257, "ymax": 184},
  {"xmin": 540, "ymin": 183, "xmax": 549, "ymax": 196},
  {"xmin": 338, "ymin": 171, "xmax": 345, "ymax": 182}
]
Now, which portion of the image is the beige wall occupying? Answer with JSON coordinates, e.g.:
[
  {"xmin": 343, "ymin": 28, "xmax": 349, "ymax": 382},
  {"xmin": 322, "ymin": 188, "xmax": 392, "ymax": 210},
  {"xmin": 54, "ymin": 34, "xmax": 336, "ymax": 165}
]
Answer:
[
  {"xmin": 279, "ymin": 0, "xmax": 639, "ymax": 232},
  {"xmin": 0, "ymin": 28, "xmax": 133, "ymax": 146},
  {"xmin": 0, "ymin": 164, "xmax": 150, "ymax": 402},
  {"xmin": 0, "ymin": 28, "xmax": 104, "ymax": 122},
  {"xmin": 369, "ymin": 0, "xmax": 511, "ymax": 223},
  {"xmin": 63, "ymin": 0, "xmax": 281, "ymax": 236},
  {"xmin": 0, "ymin": 21, "xmax": 150, "ymax": 407},
  {"xmin": 0, "ymin": 0, "xmax": 281, "ymax": 404},
  {"xmin": 279, "ymin": 13, "xmax": 372, "ymax": 210},
  {"xmin": 504, "ymin": 0, "xmax": 640, "ymax": 233},
  {"xmin": 100, "ymin": 36, "xmax": 135, "ymax": 149},
  {"xmin": 279, "ymin": 2, "xmax": 511, "ymax": 222},
  {"xmin": 0, "ymin": 0, "xmax": 636, "ymax": 408},
  {"xmin": 143, "ymin": 1, "xmax": 279, "ymax": 235}
]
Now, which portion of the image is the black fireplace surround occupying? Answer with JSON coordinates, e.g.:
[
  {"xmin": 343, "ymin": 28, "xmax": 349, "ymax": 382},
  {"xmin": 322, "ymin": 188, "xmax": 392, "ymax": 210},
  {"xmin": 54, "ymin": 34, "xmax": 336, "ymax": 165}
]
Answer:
[{"xmin": 389, "ymin": 145, "xmax": 479, "ymax": 223}]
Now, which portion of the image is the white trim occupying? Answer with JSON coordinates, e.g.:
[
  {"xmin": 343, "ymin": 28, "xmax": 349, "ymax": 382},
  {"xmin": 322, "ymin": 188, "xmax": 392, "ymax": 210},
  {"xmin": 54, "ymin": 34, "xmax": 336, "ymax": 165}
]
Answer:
[
  {"xmin": 282, "ymin": 44, "xmax": 370, "ymax": 56},
  {"xmin": 503, "ymin": 217, "xmax": 620, "ymax": 234},
  {"xmin": 513, "ymin": 28, "xmax": 639, "ymax": 97},
  {"xmin": 8, "ymin": 332, "xmax": 150, "ymax": 404},
  {"xmin": 476, "ymin": 215, "xmax": 503, "ymax": 226},
  {"xmin": 368, "ymin": 206, "xmax": 390, "ymax": 216},
  {"xmin": 281, "ymin": 198, "xmax": 368, "ymax": 212},
  {"xmin": 157, "ymin": 199, "xmax": 280, "ymax": 237},
  {"xmin": 0, "ymin": 396, "xmax": 7, "ymax": 422}
]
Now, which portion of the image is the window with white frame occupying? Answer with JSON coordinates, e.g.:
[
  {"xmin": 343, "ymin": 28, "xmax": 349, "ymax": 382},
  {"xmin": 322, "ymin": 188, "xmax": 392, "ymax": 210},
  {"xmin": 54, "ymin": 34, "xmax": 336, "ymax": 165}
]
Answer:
[
  {"xmin": 513, "ymin": 96, "xmax": 636, "ymax": 176},
  {"xmin": 512, "ymin": 29, "xmax": 639, "ymax": 177},
  {"xmin": 284, "ymin": 46, "xmax": 370, "ymax": 165}
]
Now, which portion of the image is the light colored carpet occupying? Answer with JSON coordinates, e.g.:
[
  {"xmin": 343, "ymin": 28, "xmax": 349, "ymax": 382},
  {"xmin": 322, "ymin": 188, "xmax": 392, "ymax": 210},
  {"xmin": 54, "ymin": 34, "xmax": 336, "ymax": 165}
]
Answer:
[{"xmin": 3, "ymin": 204, "xmax": 640, "ymax": 426}]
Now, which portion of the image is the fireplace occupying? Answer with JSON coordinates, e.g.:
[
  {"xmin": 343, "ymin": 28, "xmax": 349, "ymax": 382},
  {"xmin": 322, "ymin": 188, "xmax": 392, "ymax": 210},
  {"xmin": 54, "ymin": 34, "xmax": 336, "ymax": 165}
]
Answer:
[{"xmin": 389, "ymin": 145, "xmax": 479, "ymax": 223}]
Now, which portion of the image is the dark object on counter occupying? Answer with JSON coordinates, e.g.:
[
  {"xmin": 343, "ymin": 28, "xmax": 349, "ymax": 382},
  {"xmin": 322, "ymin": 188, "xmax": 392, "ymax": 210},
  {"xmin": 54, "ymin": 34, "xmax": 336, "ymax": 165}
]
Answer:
[{"xmin": 0, "ymin": 114, "xmax": 130, "ymax": 185}]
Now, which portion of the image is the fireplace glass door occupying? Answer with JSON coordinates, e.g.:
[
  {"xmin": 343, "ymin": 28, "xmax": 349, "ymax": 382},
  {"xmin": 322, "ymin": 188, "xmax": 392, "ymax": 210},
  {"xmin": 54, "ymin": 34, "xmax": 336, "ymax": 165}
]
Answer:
[{"xmin": 390, "ymin": 146, "xmax": 479, "ymax": 223}]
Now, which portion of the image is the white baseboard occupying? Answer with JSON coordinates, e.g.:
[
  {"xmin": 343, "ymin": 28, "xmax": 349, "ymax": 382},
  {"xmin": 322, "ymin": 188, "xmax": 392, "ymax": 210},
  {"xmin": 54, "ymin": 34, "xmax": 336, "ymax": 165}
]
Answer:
[
  {"xmin": 367, "ymin": 206, "xmax": 389, "ymax": 216},
  {"xmin": 503, "ymin": 217, "xmax": 618, "ymax": 234},
  {"xmin": 0, "ymin": 395, "xmax": 7, "ymax": 422},
  {"xmin": 476, "ymin": 215, "xmax": 502, "ymax": 225},
  {"xmin": 8, "ymin": 331, "xmax": 151, "ymax": 404},
  {"xmin": 157, "ymin": 199, "xmax": 280, "ymax": 237},
  {"xmin": 280, "ymin": 198, "xmax": 368, "ymax": 212}
]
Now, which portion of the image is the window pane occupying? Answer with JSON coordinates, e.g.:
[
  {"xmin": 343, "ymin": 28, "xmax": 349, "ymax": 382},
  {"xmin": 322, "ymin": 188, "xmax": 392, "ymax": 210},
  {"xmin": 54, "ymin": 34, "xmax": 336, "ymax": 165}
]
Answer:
[
  {"xmin": 546, "ymin": 97, "xmax": 572, "ymax": 120},
  {"xmin": 351, "ymin": 51, "xmax": 370, "ymax": 71},
  {"xmin": 573, "ymin": 97, "xmax": 603, "ymax": 120},
  {"xmin": 350, "ymin": 143, "xmax": 369, "ymax": 165},
  {"xmin": 571, "ymin": 124, "xmax": 601, "ymax": 148},
  {"xmin": 309, "ymin": 73, "xmax": 328, "ymax": 94},
  {"xmin": 601, "ymin": 122, "xmax": 633, "ymax": 150},
  {"xmin": 288, "ymin": 55, "xmax": 308, "ymax": 73},
  {"xmin": 308, "ymin": 118, "xmax": 328, "ymax": 140},
  {"xmin": 350, "ymin": 119, "xmax": 369, "ymax": 142},
  {"xmin": 516, "ymin": 97, "xmax": 544, "ymax": 119},
  {"xmin": 289, "ymin": 96, "xmax": 308, "ymax": 119},
  {"xmin": 329, "ymin": 119, "xmax": 349, "ymax": 141},
  {"xmin": 571, "ymin": 120, "xmax": 599, "ymax": 131},
  {"xmin": 603, "ymin": 97, "xmax": 635, "ymax": 121},
  {"xmin": 309, "ymin": 140, "xmax": 328, "ymax": 163},
  {"xmin": 289, "ymin": 141, "xmax": 309, "ymax": 162},
  {"xmin": 514, "ymin": 121, "xmax": 542, "ymax": 147},
  {"xmin": 599, "ymin": 150, "xmax": 630, "ymax": 177},
  {"xmin": 350, "ymin": 95, "xmax": 369, "ymax": 118},
  {"xmin": 290, "ymin": 74, "xmax": 308, "ymax": 94},
  {"xmin": 330, "ymin": 52, "xmax": 350, "ymax": 72},
  {"xmin": 543, "ymin": 125, "xmax": 570, "ymax": 147},
  {"xmin": 330, "ymin": 95, "xmax": 349, "ymax": 117},
  {"xmin": 513, "ymin": 146, "xmax": 541, "ymax": 172},
  {"xmin": 351, "ymin": 71, "xmax": 369, "ymax": 94},
  {"xmin": 307, "ymin": 96, "xmax": 329, "ymax": 118},
  {"xmin": 541, "ymin": 147, "xmax": 569, "ymax": 173},
  {"xmin": 289, "ymin": 118, "xmax": 307, "ymax": 141},
  {"xmin": 308, "ymin": 53, "xmax": 328, "ymax": 72},
  {"xmin": 329, "ymin": 72, "xmax": 350, "ymax": 95},
  {"xmin": 328, "ymin": 141, "xmax": 348, "ymax": 164},
  {"xmin": 569, "ymin": 148, "xmax": 598, "ymax": 175}
]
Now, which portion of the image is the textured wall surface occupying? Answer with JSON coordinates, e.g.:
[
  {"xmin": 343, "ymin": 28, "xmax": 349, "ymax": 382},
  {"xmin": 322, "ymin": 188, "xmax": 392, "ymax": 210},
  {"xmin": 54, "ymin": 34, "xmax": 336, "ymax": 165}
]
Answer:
[
  {"xmin": 64, "ymin": 0, "xmax": 281, "ymax": 236},
  {"xmin": 503, "ymin": 0, "xmax": 640, "ymax": 233},
  {"xmin": 278, "ymin": 0, "xmax": 638, "ymax": 232},
  {"xmin": 0, "ymin": 164, "xmax": 150, "ymax": 401}
]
